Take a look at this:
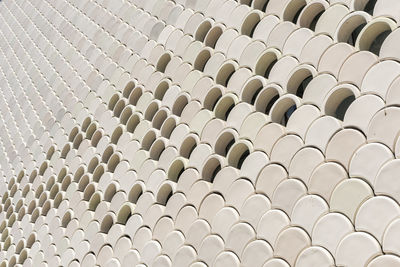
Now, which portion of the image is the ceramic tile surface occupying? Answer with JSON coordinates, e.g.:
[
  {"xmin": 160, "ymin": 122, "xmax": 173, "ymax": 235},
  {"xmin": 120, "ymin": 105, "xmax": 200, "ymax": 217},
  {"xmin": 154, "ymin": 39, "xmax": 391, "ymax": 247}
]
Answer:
[{"xmin": 0, "ymin": 0, "xmax": 399, "ymax": 266}]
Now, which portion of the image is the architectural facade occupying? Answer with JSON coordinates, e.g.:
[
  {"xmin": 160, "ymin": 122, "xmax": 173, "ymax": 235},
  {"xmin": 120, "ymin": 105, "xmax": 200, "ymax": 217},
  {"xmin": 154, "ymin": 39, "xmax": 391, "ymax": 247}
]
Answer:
[{"xmin": 0, "ymin": 0, "xmax": 400, "ymax": 266}]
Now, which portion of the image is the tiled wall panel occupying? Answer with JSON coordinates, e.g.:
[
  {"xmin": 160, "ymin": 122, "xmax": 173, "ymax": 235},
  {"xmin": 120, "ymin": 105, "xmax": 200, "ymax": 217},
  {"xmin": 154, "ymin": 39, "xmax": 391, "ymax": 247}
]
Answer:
[{"xmin": 0, "ymin": 0, "xmax": 400, "ymax": 266}]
